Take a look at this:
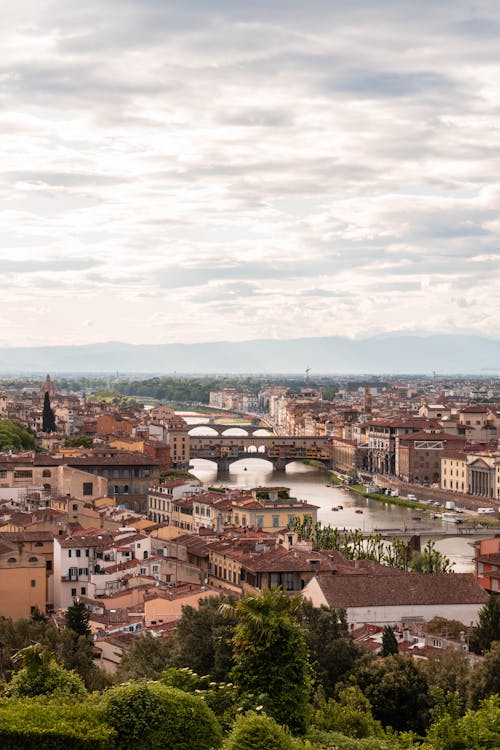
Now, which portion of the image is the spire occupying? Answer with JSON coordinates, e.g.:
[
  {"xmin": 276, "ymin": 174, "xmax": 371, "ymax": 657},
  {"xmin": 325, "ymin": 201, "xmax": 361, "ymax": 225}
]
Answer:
[{"xmin": 40, "ymin": 373, "xmax": 56, "ymax": 400}]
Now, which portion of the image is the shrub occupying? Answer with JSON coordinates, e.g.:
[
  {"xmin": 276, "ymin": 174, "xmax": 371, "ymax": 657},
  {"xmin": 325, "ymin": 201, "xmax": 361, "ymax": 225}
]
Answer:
[
  {"xmin": 224, "ymin": 712, "xmax": 295, "ymax": 750},
  {"xmin": 101, "ymin": 681, "xmax": 222, "ymax": 750},
  {"xmin": 0, "ymin": 697, "xmax": 115, "ymax": 750}
]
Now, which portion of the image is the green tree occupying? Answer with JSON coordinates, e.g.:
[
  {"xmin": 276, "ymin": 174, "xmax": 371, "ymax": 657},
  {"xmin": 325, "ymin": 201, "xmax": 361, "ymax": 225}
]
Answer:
[
  {"xmin": 166, "ymin": 596, "xmax": 237, "ymax": 681},
  {"xmin": 297, "ymin": 600, "xmax": 362, "ymax": 697},
  {"xmin": 421, "ymin": 651, "xmax": 470, "ymax": 706},
  {"xmin": 116, "ymin": 631, "xmax": 173, "ymax": 681},
  {"xmin": 410, "ymin": 540, "xmax": 454, "ymax": 574},
  {"xmin": 0, "ymin": 419, "xmax": 35, "ymax": 451},
  {"xmin": 65, "ymin": 435, "xmax": 93, "ymax": 448},
  {"xmin": 425, "ymin": 695, "xmax": 500, "ymax": 750},
  {"xmin": 223, "ymin": 711, "xmax": 295, "ymax": 750},
  {"xmin": 353, "ymin": 654, "xmax": 432, "ymax": 734},
  {"xmin": 468, "ymin": 641, "xmax": 500, "ymax": 708},
  {"xmin": 313, "ymin": 685, "xmax": 384, "ymax": 739},
  {"xmin": 381, "ymin": 625, "xmax": 399, "ymax": 657},
  {"xmin": 65, "ymin": 600, "xmax": 91, "ymax": 638},
  {"xmin": 222, "ymin": 588, "xmax": 311, "ymax": 735},
  {"xmin": 469, "ymin": 595, "xmax": 500, "ymax": 654},
  {"xmin": 101, "ymin": 681, "xmax": 222, "ymax": 750},
  {"xmin": 7, "ymin": 644, "xmax": 86, "ymax": 698},
  {"xmin": 42, "ymin": 392, "xmax": 56, "ymax": 433}
]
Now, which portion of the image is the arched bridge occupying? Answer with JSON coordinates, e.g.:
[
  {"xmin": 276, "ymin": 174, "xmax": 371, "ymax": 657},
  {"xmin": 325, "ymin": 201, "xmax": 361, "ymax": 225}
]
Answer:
[
  {"xmin": 189, "ymin": 435, "xmax": 331, "ymax": 473},
  {"xmin": 188, "ymin": 423, "xmax": 275, "ymax": 436}
]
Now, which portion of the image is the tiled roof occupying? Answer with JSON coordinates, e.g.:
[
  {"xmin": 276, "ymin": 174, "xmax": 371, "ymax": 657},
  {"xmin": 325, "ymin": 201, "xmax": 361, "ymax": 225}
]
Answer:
[{"xmin": 311, "ymin": 572, "xmax": 488, "ymax": 608}]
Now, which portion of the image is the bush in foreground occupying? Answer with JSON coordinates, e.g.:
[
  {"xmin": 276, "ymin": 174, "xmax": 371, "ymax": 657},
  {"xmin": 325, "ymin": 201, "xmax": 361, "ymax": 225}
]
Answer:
[{"xmin": 101, "ymin": 681, "xmax": 222, "ymax": 750}]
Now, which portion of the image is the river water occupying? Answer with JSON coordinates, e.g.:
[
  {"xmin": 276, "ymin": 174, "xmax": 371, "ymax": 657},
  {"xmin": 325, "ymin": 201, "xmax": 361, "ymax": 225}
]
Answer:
[{"xmin": 184, "ymin": 421, "xmax": 477, "ymax": 572}]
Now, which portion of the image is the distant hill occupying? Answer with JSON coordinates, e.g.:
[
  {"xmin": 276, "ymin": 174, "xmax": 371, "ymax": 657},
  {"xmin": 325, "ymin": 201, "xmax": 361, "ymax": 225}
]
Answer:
[{"xmin": 0, "ymin": 334, "xmax": 498, "ymax": 374}]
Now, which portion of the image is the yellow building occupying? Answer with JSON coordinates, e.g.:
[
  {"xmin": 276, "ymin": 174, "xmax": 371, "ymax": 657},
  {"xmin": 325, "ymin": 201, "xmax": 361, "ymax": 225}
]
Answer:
[
  {"xmin": 231, "ymin": 487, "xmax": 318, "ymax": 532},
  {"xmin": 0, "ymin": 542, "xmax": 47, "ymax": 619}
]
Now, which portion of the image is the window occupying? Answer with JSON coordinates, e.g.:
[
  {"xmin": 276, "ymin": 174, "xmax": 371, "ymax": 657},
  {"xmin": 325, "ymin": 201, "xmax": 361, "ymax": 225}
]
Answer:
[
  {"xmin": 14, "ymin": 470, "xmax": 32, "ymax": 479},
  {"xmin": 82, "ymin": 482, "xmax": 93, "ymax": 496},
  {"xmin": 256, "ymin": 515, "xmax": 264, "ymax": 528},
  {"xmin": 71, "ymin": 588, "xmax": 77, "ymax": 598},
  {"xmin": 72, "ymin": 503, "xmax": 78, "ymax": 511},
  {"xmin": 31, "ymin": 579, "xmax": 36, "ymax": 587},
  {"xmin": 272, "ymin": 515, "xmax": 280, "ymax": 528},
  {"xmin": 76, "ymin": 549, "xmax": 81, "ymax": 558},
  {"xmin": 80, "ymin": 587, "xmax": 86, "ymax": 595},
  {"xmin": 42, "ymin": 469, "xmax": 51, "ymax": 477}
]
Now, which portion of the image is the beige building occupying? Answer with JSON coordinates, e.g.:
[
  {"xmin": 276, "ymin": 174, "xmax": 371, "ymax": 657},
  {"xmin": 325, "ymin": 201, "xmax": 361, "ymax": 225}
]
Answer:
[{"xmin": 0, "ymin": 539, "xmax": 47, "ymax": 619}]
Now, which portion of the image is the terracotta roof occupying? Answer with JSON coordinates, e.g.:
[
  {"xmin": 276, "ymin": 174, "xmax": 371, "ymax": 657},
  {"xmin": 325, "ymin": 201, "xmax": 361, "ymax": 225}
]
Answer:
[{"xmin": 310, "ymin": 573, "xmax": 488, "ymax": 608}]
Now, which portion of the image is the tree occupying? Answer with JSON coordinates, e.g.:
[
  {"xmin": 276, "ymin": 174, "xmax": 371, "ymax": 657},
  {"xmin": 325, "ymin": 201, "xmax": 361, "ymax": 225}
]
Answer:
[
  {"xmin": 470, "ymin": 595, "xmax": 500, "ymax": 654},
  {"xmin": 7, "ymin": 644, "xmax": 86, "ymax": 698},
  {"xmin": 115, "ymin": 631, "xmax": 173, "ymax": 681},
  {"xmin": 166, "ymin": 595, "xmax": 237, "ymax": 681},
  {"xmin": 313, "ymin": 685, "xmax": 384, "ymax": 739},
  {"xmin": 224, "ymin": 712, "xmax": 295, "ymax": 750},
  {"xmin": 381, "ymin": 625, "xmax": 399, "ymax": 657},
  {"xmin": 101, "ymin": 681, "xmax": 222, "ymax": 750},
  {"xmin": 297, "ymin": 600, "xmax": 362, "ymax": 697},
  {"xmin": 0, "ymin": 419, "xmax": 35, "ymax": 451},
  {"xmin": 65, "ymin": 600, "xmax": 91, "ymax": 638},
  {"xmin": 426, "ymin": 695, "xmax": 500, "ymax": 750},
  {"xmin": 421, "ymin": 651, "xmax": 470, "ymax": 706},
  {"xmin": 42, "ymin": 392, "xmax": 56, "ymax": 433},
  {"xmin": 410, "ymin": 540, "xmax": 454, "ymax": 574},
  {"xmin": 222, "ymin": 588, "xmax": 311, "ymax": 735},
  {"xmin": 353, "ymin": 654, "xmax": 432, "ymax": 734},
  {"xmin": 65, "ymin": 435, "xmax": 93, "ymax": 448},
  {"xmin": 468, "ymin": 641, "xmax": 500, "ymax": 708}
]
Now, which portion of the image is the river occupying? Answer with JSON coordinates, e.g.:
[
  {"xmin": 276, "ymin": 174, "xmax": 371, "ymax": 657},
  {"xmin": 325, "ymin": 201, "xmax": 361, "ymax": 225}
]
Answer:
[{"xmin": 183, "ymin": 420, "xmax": 477, "ymax": 572}]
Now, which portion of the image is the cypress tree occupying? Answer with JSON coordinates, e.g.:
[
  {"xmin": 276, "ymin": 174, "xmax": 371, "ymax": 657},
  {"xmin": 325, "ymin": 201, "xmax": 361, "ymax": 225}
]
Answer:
[
  {"xmin": 381, "ymin": 625, "xmax": 399, "ymax": 657},
  {"xmin": 42, "ymin": 391, "xmax": 56, "ymax": 433}
]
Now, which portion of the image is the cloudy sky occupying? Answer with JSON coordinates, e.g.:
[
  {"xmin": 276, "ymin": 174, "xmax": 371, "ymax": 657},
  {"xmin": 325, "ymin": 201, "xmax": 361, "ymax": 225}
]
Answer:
[{"xmin": 2, "ymin": 0, "xmax": 500, "ymax": 347}]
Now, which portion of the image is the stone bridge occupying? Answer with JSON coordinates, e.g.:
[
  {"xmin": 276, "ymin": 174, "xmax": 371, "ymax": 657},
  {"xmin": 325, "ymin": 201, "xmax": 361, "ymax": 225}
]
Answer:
[
  {"xmin": 188, "ymin": 423, "xmax": 274, "ymax": 436},
  {"xmin": 189, "ymin": 435, "xmax": 331, "ymax": 474}
]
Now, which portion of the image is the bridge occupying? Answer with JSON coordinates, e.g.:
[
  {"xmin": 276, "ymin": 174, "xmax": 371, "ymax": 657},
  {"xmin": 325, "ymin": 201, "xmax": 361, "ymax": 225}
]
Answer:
[
  {"xmin": 188, "ymin": 423, "xmax": 275, "ymax": 436},
  {"xmin": 352, "ymin": 526, "xmax": 495, "ymax": 541},
  {"xmin": 189, "ymin": 435, "xmax": 331, "ymax": 474}
]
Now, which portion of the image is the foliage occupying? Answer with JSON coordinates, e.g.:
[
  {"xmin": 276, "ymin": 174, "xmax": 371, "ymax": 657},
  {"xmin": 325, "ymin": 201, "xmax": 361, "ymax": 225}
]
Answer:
[
  {"xmin": 426, "ymin": 617, "xmax": 469, "ymax": 641},
  {"xmin": 115, "ymin": 631, "xmax": 173, "ymax": 681},
  {"xmin": 160, "ymin": 469, "xmax": 198, "ymax": 482},
  {"xmin": 64, "ymin": 435, "xmax": 93, "ymax": 448},
  {"xmin": 469, "ymin": 594, "xmax": 500, "ymax": 654},
  {"xmin": 6, "ymin": 645, "xmax": 86, "ymax": 698},
  {"xmin": 420, "ymin": 651, "xmax": 470, "ymax": 706},
  {"xmin": 0, "ymin": 616, "xmax": 108, "ymax": 691},
  {"xmin": 101, "ymin": 680, "xmax": 222, "ymax": 750},
  {"xmin": 166, "ymin": 596, "xmax": 237, "ymax": 681},
  {"xmin": 313, "ymin": 685, "xmax": 384, "ymax": 739},
  {"xmin": 289, "ymin": 520, "xmax": 454, "ymax": 575},
  {"xmin": 424, "ymin": 694, "xmax": 500, "ymax": 750},
  {"xmin": 223, "ymin": 588, "xmax": 311, "ymax": 735},
  {"xmin": 0, "ymin": 696, "xmax": 115, "ymax": 750},
  {"xmin": 381, "ymin": 626, "xmax": 399, "ymax": 657},
  {"xmin": 468, "ymin": 641, "xmax": 500, "ymax": 708},
  {"xmin": 353, "ymin": 654, "xmax": 432, "ymax": 734},
  {"xmin": 65, "ymin": 600, "xmax": 91, "ymax": 638},
  {"xmin": 410, "ymin": 541, "xmax": 454, "ymax": 574},
  {"xmin": 161, "ymin": 667, "xmax": 239, "ymax": 731},
  {"xmin": 223, "ymin": 711, "xmax": 295, "ymax": 750},
  {"xmin": 297, "ymin": 601, "xmax": 362, "ymax": 697},
  {"xmin": 0, "ymin": 419, "xmax": 35, "ymax": 451},
  {"xmin": 42, "ymin": 392, "xmax": 56, "ymax": 433}
]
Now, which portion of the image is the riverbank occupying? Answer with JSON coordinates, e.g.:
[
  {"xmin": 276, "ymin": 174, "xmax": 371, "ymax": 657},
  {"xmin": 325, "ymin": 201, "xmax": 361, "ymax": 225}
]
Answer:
[{"xmin": 325, "ymin": 469, "xmax": 429, "ymax": 510}]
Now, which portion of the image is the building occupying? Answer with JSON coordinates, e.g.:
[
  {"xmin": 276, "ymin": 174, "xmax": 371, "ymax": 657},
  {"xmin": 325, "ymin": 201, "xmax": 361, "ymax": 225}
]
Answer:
[{"xmin": 303, "ymin": 572, "xmax": 488, "ymax": 628}]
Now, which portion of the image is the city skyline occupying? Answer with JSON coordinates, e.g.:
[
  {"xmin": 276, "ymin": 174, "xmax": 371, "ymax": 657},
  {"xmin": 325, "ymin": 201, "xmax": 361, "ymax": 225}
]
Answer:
[{"xmin": 2, "ymin": 1, "xmax": 500, "ymax": 347}]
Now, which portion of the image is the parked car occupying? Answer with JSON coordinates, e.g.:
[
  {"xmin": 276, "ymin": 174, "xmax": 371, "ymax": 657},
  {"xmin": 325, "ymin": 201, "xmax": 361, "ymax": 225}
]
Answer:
[{"xmin": 407, "ymin": 493, "xmax": 417, "ymax": 501}]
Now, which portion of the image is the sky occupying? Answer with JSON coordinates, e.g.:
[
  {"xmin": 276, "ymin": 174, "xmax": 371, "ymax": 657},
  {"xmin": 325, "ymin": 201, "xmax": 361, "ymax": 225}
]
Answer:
[{"xmin": 2, "ymin": 0, "xmax": 500, "ymax": 347}]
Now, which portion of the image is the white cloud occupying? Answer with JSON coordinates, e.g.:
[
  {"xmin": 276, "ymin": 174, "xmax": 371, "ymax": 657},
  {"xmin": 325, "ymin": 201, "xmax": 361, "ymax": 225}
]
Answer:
[{"xmin": 0, "ymin": 1, "xmax": 499, "ymax": 345}]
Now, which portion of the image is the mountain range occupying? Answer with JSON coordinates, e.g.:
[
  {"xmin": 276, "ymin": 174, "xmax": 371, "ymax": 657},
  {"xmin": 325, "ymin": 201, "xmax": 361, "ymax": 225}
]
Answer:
[{"xmin": 0, "ymin": 334, "xmax": 498, "ymax": 375}]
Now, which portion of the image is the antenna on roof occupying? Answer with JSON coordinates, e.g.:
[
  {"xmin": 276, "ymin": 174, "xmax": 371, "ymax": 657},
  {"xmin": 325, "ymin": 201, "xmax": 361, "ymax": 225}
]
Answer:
[{"xmin": 305, "ymin": 367, "xmax": 311, "ymax": 384}]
